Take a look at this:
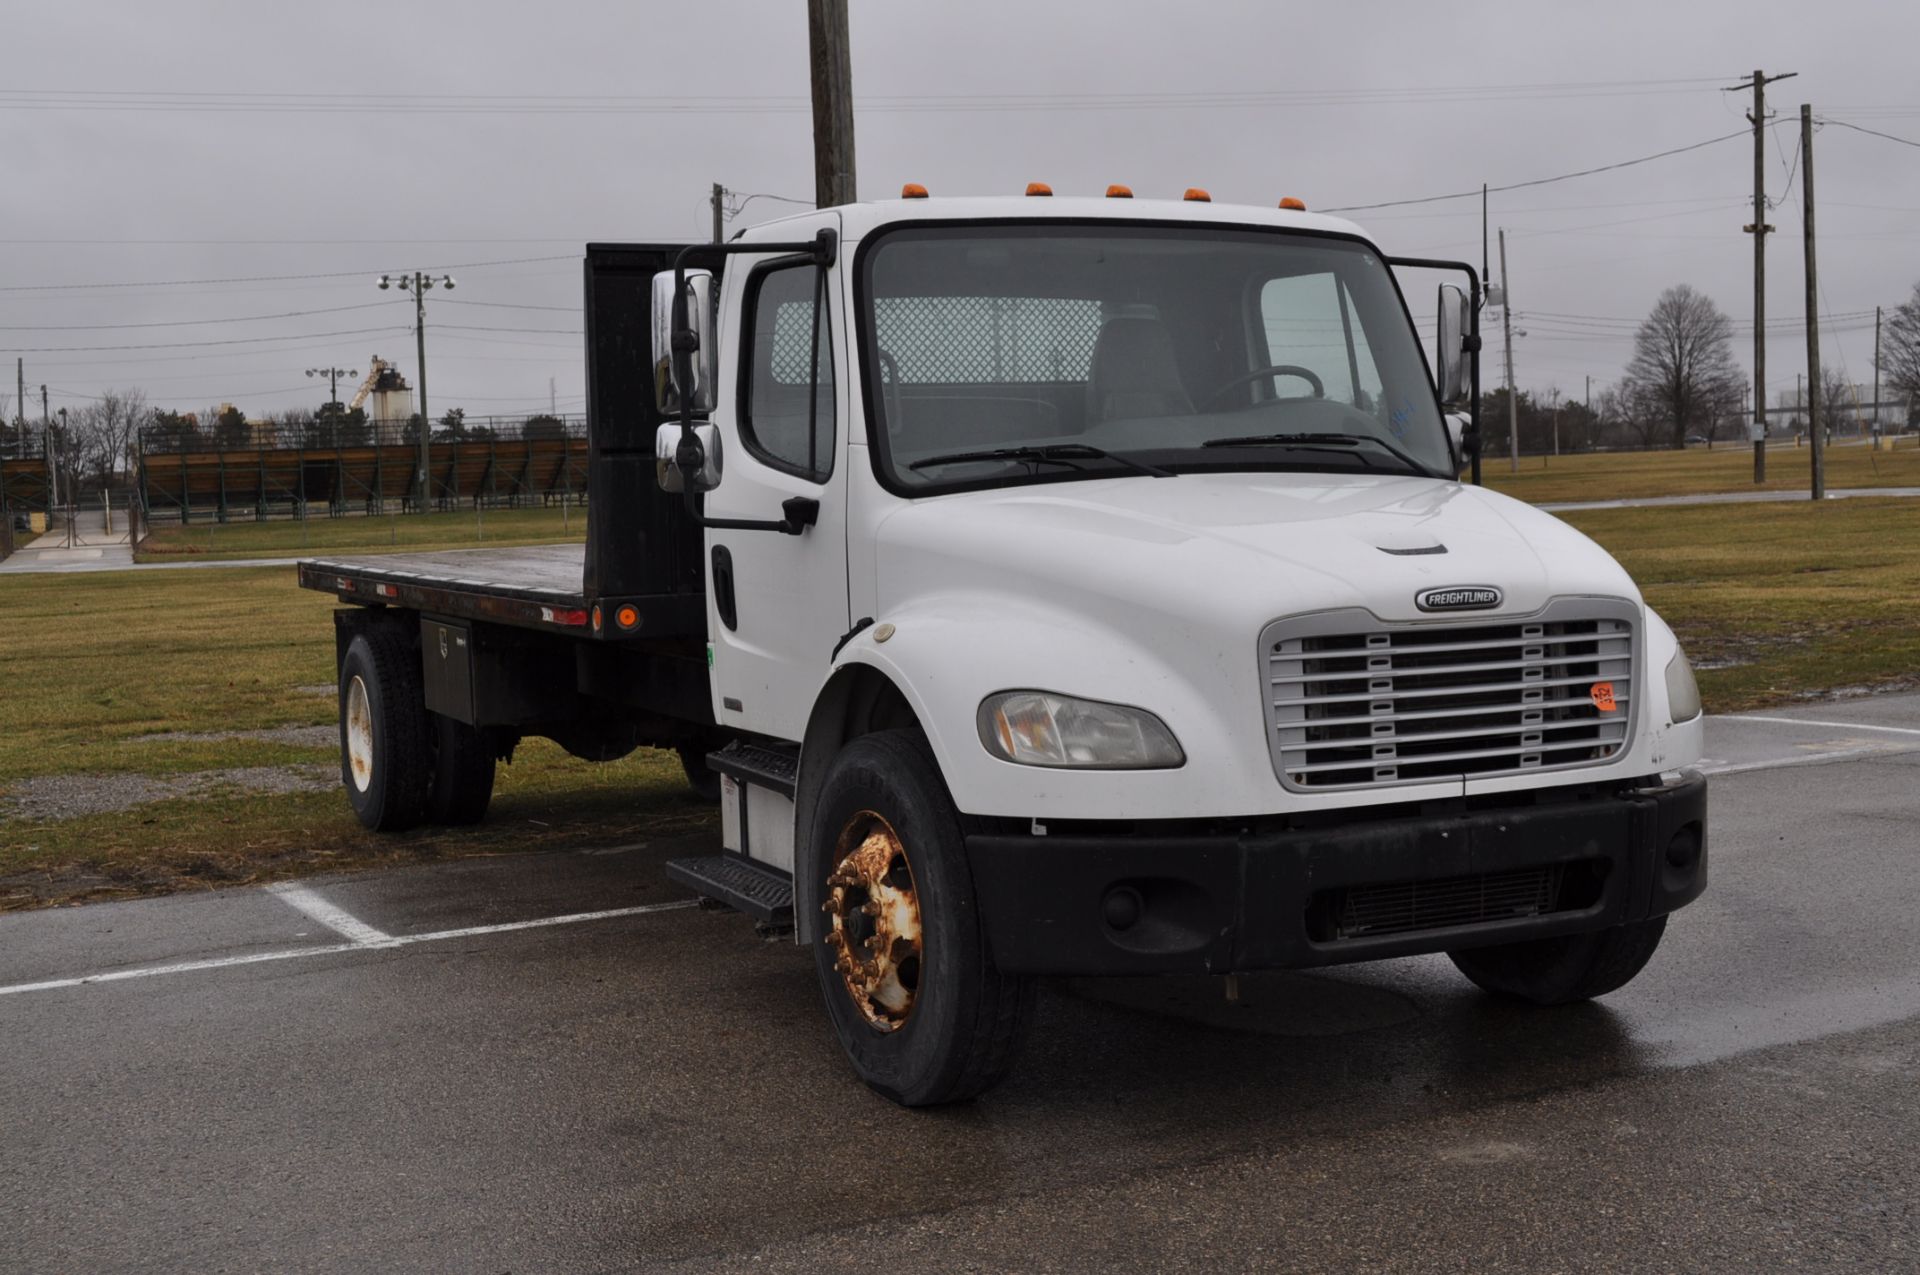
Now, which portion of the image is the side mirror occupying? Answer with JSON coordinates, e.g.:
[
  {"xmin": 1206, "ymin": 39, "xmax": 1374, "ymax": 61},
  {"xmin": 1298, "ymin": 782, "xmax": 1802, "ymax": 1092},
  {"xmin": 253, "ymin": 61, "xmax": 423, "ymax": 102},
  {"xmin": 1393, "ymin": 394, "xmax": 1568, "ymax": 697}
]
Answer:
[
  {"xmin": 656, "ymin": 421, "xmax": 722, "ymax": 493},
  {"xmin": 651, "ymin": 269, "xmax": 717, "ymax": 416},
  {"xmin": 1435, "ymin": 283, "xmax": 1470, "ymax": 406},
  {"xmin": 1444, "ymin": 412, "xmax": 1475, "ymax": 475}
]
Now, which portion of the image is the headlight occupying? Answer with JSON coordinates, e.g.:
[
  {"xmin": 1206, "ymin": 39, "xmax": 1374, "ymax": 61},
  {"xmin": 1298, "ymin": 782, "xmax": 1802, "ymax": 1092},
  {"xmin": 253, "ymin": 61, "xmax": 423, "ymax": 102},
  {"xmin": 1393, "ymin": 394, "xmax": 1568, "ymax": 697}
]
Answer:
[
  {"xmin": 1665, "ymin": 650, "xmax": 1702, "ymax": 724},
  {"xmin": 977, "ymin": 691, "xmax": 1185, "ymax": 769}
]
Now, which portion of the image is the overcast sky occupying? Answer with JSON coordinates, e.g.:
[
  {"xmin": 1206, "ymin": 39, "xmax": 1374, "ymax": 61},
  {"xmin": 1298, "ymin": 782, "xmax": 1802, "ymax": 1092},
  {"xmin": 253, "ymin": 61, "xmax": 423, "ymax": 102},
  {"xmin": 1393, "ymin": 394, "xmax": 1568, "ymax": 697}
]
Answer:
[{"xmin": 3, "ymin": 0, "xmax": 1915, "ymax": 426}]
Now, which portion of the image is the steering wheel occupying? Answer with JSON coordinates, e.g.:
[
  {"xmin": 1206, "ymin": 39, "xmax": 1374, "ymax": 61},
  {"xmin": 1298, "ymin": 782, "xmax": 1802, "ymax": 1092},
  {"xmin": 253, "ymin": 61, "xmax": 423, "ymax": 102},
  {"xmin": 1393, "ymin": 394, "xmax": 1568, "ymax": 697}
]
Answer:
[
  {"xmin": 1202, "ymin": 364, "xmax": 1325, "ymax": 411},
  {"xmin": 876, "ymin": 350, "xmax": 906, "ymax": 435}
]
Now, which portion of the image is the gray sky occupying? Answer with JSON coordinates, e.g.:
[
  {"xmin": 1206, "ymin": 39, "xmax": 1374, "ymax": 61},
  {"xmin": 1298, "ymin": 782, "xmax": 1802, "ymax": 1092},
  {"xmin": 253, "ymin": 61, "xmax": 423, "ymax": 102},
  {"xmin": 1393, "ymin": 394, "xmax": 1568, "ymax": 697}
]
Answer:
[{"xmin": 4, "ymin": 0, "xmax": 1915, "ymax": 425}]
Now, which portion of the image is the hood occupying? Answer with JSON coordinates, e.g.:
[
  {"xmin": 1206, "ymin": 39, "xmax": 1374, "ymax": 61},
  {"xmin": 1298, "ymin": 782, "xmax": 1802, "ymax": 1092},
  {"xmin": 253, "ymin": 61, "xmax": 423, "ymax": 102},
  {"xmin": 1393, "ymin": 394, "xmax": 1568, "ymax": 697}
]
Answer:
[{"xmin": 873, "ymin": 473, "xmax": 1639, "ymax": 629}]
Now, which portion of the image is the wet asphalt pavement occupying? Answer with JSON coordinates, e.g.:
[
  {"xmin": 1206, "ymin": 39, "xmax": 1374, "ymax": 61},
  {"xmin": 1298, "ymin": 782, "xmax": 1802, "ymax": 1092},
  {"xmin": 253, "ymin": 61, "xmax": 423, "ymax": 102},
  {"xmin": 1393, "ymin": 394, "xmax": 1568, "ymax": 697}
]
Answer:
[{"xmin": 4, "ymin": 697, "xmax": 1920, "ymax": 1272}]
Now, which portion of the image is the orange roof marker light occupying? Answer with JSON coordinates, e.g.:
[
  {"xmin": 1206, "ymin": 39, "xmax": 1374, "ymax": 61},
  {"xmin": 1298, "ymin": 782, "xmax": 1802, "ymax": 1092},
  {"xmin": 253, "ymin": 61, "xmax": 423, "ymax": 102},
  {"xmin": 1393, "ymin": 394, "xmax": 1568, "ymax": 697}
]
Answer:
[
  {"xmin": 1279, "ymin": 196, "xmax": 1308, "ymax": 211},
  {"xmin": 901, "ymin": 182, "xmax": 929, "ymax": 199},
  {"xmin": 1106, "ymin": 184, "xmax": 1134, "ymax": 198},
  {"xmin": 1183, "ymin": 187, "xmax": 1211, "ymax": 202},
  {"xmin": 1025, "ymin": 182, "xmax": 1054, "ymax": 197}
]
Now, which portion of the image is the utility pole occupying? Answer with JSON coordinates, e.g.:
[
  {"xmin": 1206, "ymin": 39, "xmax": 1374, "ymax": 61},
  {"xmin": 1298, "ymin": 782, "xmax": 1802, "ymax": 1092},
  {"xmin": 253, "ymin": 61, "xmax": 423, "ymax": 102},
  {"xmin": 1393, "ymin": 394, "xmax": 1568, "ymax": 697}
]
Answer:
[
  {"xmin": 1729, "ymin": 69, "xmax": 1795, "ymax": 484},
  {"xmin": 1500, "ymin": 228, "xmax": 1518, "ymax": 473},
  {"xmin": 712, "ymin": 182, "xmax": 726, "ymax": 244},
  {"xmin": 807, "ymin": 0, "xmax": 856, "ymax": 208},
  {"xmin": 379, "ymin": 272, "xmax": 454, "ymax": 511},
  {"xmin": 1802, "ymin": 103, "xmax": 1823, "ymax": 501},
  {"xmin": 16, "ymin": 359, "xmax": 24, "ymax": 454},
  {"xmin": 1873, "ymin": 305, "xmax": 1883, "ymax": 444}
]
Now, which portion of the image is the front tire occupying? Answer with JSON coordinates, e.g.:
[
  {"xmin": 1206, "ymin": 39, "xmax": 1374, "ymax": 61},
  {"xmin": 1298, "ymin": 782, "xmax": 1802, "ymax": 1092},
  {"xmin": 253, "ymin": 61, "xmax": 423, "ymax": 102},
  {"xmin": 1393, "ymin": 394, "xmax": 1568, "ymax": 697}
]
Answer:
[
  {"xmin": 339, "ymin": 624, "xmax": 430, "ymax": 832},
  {"xmin": 1448, "ymin": 916, "xmax": 1669, "ymax": 1005},
  {"xmin": 808, "ymin": 730, "xmax": 1034, "ymax": 1106}
]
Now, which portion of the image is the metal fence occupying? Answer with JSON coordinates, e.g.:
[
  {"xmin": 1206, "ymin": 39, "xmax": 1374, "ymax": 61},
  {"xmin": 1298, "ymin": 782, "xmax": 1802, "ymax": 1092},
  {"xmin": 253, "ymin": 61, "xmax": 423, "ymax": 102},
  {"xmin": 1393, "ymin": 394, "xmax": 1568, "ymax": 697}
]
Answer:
[{"xmin": 137, "ymin": 413, "xmax": 588, "ymax": 456}]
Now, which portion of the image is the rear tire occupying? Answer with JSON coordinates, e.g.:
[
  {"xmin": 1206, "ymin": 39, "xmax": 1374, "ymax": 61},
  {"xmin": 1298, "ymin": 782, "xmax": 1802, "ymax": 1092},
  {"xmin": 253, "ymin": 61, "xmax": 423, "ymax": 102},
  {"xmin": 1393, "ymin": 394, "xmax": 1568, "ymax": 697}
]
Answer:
[
  {"xmin": 339, "ymin": 624, "xmax": 430, "ymax": 832},
  {"xmin": 807, "ymin": 730, "xmax": 1034, "ymax": 1107},
  {"xmin": 428, "ymin": 713, "xmax": 496, "ymax": 825},
  {"xmin": 1448, "ymin": 916, "xmax": 1669, "ymax": 1005}
]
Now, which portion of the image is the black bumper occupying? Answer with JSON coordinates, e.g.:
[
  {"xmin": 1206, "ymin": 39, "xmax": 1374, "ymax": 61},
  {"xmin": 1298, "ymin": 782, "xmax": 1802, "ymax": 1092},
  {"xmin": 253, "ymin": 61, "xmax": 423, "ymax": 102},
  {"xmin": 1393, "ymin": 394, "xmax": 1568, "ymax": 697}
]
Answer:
[{"xmin": 966, "ymin": 771, "xmax": 1707, "ymax": 976}]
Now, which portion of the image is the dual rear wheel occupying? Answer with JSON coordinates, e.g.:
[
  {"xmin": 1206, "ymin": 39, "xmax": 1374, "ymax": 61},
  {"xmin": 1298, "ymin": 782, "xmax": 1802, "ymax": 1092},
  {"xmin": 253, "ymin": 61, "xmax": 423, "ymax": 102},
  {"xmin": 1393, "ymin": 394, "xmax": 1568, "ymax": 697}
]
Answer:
[{"xmin": 339, "ymin": 623, "xmax": 495, "ymax": 833}]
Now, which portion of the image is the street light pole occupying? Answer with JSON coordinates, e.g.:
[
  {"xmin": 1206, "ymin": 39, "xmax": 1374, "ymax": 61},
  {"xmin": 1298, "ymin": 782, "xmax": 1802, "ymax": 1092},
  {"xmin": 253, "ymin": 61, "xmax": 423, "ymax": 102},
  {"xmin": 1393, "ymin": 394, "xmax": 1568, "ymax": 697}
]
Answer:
[
  {"xmin": 378, "ymin": 271, "xmax": 455, "ymax": 512},
  {"xmin": 305, "ymin": 366, "xmax": 358, "ymax": 445}
]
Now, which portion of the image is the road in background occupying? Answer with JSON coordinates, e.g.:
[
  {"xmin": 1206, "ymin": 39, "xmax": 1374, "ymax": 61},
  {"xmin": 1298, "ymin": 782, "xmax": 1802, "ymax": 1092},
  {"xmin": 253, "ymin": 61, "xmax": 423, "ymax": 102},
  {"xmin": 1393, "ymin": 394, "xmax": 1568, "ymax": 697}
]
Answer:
[{"xmin": 4, "ymin": 697, "xmax": 1919, "ymax": 1271}]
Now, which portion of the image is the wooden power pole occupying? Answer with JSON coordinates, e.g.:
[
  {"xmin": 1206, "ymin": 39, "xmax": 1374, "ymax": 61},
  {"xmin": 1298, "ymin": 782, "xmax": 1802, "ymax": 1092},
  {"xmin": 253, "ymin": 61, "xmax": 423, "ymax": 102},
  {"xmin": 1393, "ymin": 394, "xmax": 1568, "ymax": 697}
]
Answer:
[
  {"xmin": 1801, "ymin": 103, "xmax": 1823, "ymax": 502},
  {"xmin": 711, "ymin": 182, "xmax": 726, "ymax": 244},
  {"xmin": 1500, "ymin": 228, "xmax": 1518, "ymax": 473},
  {"xmin": 807, "ymin": 0, "xmax": 857, "ymax": 208},
  {"xmin": 1874, "ymin": 305, "xmax": 1883, "ymax": 443},
  {"xmin": 1731, "ymin": 69, "xmax": 1794, "ymax": 484}
]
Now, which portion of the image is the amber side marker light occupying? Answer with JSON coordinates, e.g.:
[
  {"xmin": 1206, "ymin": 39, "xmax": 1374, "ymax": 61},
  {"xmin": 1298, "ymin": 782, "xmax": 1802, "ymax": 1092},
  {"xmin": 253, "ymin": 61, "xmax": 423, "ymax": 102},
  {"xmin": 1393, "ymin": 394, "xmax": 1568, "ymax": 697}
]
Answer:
[
  {"xmin": 1183, "ymin": 187, "xmax": 1211, "ymax": 202},
  {"xmin": 1025, "ymin": 182, "xmax": 1053, "ymax": 197},
  {"xmin": 1279, "ymin": 196, "xmax": 1307, "ymax": 211},
  {"xmin": 615, "ymin": 605, "xmax": 640, "ymax": 630},
  {"xmin": 901, "ymin": 183, "xmax": 929, "ymax": 198},
  {"xmin": 1106, "ymin": 184, "xmax": 1133, "ymax": 198}
]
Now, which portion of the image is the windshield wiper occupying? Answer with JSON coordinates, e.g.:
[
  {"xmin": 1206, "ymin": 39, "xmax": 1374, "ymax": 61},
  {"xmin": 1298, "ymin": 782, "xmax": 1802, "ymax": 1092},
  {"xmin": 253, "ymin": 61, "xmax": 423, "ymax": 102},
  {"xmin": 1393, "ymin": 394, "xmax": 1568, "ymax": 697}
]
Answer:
[
  {"xmin": 1199, "ymin": 431, "xmax": 1434, "ymax": 477},
  {"xmin": 907, "ymin": 443, "xmax": 1173, "ymax": 478}
]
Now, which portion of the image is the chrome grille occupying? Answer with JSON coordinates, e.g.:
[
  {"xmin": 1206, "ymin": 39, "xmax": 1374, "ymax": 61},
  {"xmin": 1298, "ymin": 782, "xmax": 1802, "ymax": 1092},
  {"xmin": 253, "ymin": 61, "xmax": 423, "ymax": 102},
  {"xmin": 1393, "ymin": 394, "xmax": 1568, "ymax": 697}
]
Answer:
[{"xmin": 1262, "ymin": 601, "xmax": 1637, "ymax": 791}]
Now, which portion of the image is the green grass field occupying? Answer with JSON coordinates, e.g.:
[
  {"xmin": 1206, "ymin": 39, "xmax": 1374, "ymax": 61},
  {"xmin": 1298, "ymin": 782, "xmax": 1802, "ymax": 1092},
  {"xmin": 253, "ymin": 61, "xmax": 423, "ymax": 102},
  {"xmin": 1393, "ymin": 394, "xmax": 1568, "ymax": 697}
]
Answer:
[
  {"xmin": 4, "ymin": 496, "xmax": 1917, "ymax": 910},
  {"xmin": 1560, "ymin": 499, "xmax": 1920, "ymax": 709},
  {"xmin": 135, "ymin": 504, "xmax": 587, "ymax": 563},
  {"xmin": 0, "ymin": 567, "xmax": 709, "ymax": 909},
  {"xmin": 1484, "ymin": 437, "xmax": 1920, "ymax": 504}
]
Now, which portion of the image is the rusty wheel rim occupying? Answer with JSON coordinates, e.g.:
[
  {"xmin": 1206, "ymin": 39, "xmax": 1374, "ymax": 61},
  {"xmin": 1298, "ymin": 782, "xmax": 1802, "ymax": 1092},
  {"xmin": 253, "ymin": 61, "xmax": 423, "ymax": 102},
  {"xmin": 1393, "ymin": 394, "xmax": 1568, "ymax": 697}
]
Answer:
[
  {"xmin": 344, "ymin": 675, "xmax": 374, "ymax": 794},
  {"xmin": 821, "ymin": 810, "xmax": 923, "ymax": 1032}
]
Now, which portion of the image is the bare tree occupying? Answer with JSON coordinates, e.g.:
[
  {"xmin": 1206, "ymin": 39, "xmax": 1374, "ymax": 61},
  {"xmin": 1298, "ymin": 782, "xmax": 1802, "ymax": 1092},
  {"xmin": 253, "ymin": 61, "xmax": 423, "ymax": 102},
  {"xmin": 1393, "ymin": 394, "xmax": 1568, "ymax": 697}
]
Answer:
[
  {"xmin": 1879, "ymin": 281, "xmax": 1920, "ymax": 427},
  {"xmin": 1813, "ymin": 367, "xmax": 1858, "ymax": 439},
  {"xmin": 70, "ymin": 389, "xmax": 152, "ymax": 483},
  {"xmin": 1623, "ymin": 285, "xmax": 1743, "ymax": 449}
]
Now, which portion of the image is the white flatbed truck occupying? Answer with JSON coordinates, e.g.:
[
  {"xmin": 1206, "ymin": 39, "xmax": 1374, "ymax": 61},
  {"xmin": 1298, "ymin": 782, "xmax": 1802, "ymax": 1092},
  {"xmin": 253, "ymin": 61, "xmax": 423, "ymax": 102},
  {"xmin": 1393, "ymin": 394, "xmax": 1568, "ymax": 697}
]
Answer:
[{"xmin": 301, "ymin": 190, "xmax": 1708, "ymax": 1106}]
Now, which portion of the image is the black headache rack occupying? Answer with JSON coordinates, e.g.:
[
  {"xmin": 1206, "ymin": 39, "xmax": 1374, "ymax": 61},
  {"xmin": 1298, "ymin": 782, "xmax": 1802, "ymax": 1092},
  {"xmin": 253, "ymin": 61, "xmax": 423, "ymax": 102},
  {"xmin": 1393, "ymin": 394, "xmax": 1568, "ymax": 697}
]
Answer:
[{"xmin": 297, "ymin": 242, "xmax": 712, "ymax": 644}]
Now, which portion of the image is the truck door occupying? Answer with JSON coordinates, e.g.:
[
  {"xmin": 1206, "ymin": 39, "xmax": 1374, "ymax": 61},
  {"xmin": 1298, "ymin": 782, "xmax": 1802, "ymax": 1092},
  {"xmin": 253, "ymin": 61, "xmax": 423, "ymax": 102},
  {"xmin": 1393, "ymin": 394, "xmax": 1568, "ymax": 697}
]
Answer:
[{"xmin": 705, "ymin": 211, "xmax": 849, "ymax": 744}]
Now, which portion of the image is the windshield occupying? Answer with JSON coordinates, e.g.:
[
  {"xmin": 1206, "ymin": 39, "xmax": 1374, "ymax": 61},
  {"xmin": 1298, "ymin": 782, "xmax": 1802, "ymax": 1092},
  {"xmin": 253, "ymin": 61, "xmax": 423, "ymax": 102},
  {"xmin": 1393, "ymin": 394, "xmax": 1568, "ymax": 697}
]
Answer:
[{"xmin": 858, "ymin": 224, "xmax": 1452, "ymax": 492}]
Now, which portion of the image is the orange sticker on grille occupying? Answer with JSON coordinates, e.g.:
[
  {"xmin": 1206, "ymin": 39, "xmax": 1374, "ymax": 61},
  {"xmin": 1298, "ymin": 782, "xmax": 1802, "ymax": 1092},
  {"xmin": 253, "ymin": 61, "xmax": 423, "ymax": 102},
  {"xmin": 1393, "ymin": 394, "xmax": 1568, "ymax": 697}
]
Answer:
[{"xmin": 1590, "ymin": 682, "xmax": 1617, "ymax": 712}]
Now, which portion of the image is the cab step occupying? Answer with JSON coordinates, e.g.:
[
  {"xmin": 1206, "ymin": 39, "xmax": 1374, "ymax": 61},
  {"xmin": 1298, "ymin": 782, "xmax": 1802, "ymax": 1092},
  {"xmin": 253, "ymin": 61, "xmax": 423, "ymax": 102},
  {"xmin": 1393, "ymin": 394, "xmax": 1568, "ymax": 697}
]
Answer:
[
  {"xmin": 708, "ymin": 740, "xmax": 798, "ymax": 799},
  {"xmin": 665, "ymin": 853, "xmax": 794, "ymax": 926}
]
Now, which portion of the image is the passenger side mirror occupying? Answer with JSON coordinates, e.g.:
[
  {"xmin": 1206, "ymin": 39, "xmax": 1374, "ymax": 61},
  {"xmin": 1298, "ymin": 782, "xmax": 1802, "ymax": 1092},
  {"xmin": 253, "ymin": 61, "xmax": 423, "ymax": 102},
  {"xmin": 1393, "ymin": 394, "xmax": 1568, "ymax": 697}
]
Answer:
[
  {"xmin": 1444, "ymin": 412, "xmax": 1475, "ymax": 475},
  {"xmin": 656, "ymin": 421, "xmax": 722, "ymax": 493},
  {"xmin": 1435, "ymin": 283, "xmax": 1470, "ymax": 406},
  {"xmin": 652, "ymin": 269, "xmax": 717, "ymax": 416}
]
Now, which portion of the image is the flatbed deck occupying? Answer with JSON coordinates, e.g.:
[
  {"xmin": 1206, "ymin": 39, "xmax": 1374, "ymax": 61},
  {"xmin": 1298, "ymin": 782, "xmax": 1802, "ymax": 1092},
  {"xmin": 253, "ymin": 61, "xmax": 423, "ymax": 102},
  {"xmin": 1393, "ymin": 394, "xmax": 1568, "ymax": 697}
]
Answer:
[{"xmin": 298, "ymin": 545, "xmax": 597, "ymax": 634}]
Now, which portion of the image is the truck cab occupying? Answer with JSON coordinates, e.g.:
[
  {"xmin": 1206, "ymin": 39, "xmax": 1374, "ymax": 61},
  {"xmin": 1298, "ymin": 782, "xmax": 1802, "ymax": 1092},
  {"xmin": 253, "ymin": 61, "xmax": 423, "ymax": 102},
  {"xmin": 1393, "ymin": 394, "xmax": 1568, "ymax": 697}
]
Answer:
[{"xmin": 307, "ymin": 191, "xmax": 1708, "ymax": 1107}]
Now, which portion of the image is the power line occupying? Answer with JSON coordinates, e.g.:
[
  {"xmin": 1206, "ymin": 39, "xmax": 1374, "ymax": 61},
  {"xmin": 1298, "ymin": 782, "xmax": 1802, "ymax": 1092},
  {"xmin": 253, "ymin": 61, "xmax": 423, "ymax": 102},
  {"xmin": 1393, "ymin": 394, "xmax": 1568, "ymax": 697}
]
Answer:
[
  {"xmin": 0, "ymin": 77, "xmax": 1741, "ymax": 117},
  {"xmin": 1323, "ymin": 127, "xmax": 1768, "ymax": 213},
  {"xmin": 436, "ymin": 298, "xmax": 577, "ymax": 313},
  {"xmin": 0, "ymin": 302, "xmax": 392, "ymax": 332},
  {"xmin": 436, "ymin": 323, "xmax": 584, "ymax": 336},
  {"xmin": 14, "ymin": 325, "xmax": 407, "ymax": 354},
  {"xmin": 0, "ymin": 254, "xmax": 571, "ymax": 293},
  {"xmin": 1818, "ymin": 117, "xmax": 1920, "ymax": 150}
]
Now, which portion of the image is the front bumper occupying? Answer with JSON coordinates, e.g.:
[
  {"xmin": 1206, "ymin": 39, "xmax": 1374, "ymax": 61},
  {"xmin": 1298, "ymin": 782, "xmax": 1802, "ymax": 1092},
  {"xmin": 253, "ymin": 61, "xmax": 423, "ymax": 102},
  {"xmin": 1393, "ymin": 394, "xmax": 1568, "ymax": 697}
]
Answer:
[{"xmin": 966, "ymin": 771, "xmax": 1707, "ymax": 976}]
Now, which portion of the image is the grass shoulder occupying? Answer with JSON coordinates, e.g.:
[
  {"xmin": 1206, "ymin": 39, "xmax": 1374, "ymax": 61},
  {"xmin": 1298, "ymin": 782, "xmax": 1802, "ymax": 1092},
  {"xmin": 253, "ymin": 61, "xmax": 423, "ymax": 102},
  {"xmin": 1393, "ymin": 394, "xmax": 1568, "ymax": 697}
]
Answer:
[{"xmin": 135, "ymin": 504, "xmax": 586, "ymax": 563}]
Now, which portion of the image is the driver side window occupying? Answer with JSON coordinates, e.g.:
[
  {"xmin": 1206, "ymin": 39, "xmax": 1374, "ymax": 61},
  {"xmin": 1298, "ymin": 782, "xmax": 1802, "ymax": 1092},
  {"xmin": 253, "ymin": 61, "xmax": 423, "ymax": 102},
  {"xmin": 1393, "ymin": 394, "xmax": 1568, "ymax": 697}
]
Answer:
[{"xmin": 1257, "ymin": 273, "xmax": 1385, "ymax": 411}]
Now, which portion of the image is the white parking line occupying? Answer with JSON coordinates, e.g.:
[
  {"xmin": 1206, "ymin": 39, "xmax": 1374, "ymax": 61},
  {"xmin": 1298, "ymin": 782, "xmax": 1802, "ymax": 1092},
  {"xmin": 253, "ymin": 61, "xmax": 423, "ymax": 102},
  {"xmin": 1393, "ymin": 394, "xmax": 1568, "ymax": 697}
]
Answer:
[
  {"xmin": 0, "ymin": 898, "xmax": 699, "ymax": 999},
  {"xmin": 266, "ymin": 882, "xmax": 396, "ymax": 946},
  {"xmin": 1699, "ymin": 746, "xmax": 1902, "ymax": 776},
  {"xmin": 1733, "ymin": 715, "xmax": 1920, "ymax": 737}
]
